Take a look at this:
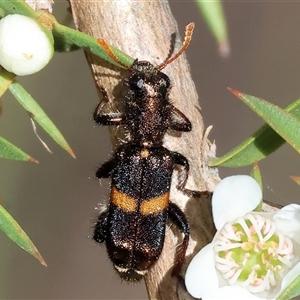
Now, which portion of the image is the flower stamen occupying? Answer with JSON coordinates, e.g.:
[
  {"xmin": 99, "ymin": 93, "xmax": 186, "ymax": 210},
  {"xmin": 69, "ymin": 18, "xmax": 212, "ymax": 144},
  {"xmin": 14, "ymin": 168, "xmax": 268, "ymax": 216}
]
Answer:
[{"xmin": 214, "ymin": 213, "xmax": 294, "ymax": 293}]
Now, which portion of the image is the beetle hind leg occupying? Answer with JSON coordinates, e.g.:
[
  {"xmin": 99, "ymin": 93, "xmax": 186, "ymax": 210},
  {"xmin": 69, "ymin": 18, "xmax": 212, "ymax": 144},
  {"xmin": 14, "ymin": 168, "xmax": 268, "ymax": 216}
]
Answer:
[
  {"xmin": 93, "ymin": 210, "xmax": 108, "ymax": 244},
  {"xmin": 168, "ymin": 202, "xmax": 189, "ymax": 277}
]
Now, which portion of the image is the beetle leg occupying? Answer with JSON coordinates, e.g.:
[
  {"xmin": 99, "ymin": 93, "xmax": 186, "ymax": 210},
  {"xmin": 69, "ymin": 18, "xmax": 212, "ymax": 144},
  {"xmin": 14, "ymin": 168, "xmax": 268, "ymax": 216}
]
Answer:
[
  {"xmin": 96, "ymin": 158, "xmax": 115, "ymax": 179},
  {"xmin": 94, "ymin": 85, "xmax": 125, "ymax": 125},
  {"xmin": 169, "ymin": 105, "xmax": 191, "ymax": 132},
  {"xmin": 171, "ymin": 151, "xmax": 204, "ymax": 197},
  {"xmin": 168, "ymin": 202, "xmax": 189, "ymax": 276},
  {"xmin": 93, "ymin": 210, "xmax": 108, "ymax": 243}
]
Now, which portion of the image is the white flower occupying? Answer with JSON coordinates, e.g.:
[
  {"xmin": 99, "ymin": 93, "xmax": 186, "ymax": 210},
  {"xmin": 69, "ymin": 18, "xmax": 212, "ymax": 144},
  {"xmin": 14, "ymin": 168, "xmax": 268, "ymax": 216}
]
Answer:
[
  {"xmin": 0, "ymin": 14, "xmax": 54, "ymax": 76},
  {"xmin": 185, "ymin": 175, "xmax": 300, "ymax": 299}
]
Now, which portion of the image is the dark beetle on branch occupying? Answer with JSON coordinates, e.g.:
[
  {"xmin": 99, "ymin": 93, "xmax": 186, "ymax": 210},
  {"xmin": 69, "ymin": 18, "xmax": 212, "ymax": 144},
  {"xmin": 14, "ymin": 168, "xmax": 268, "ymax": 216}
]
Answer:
[{"xmin": 93, "ymin": 23, "xmax": 204, "ymax": 281}]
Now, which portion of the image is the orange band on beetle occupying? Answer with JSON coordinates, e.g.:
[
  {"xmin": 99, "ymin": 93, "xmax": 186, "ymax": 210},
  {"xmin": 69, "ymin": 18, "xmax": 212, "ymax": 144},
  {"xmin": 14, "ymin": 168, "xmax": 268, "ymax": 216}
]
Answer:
[
  {"xmin": 111, "ymin": 186, "xmax": 137, "ymax": 212},
  {"xmin": 140, "ymin": 192, "xmax": 169, "ymax": 215}
]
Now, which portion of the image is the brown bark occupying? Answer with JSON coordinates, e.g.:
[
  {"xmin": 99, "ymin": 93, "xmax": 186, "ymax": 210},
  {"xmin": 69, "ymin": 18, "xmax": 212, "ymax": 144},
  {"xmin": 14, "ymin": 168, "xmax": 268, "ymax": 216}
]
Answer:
[
  {"xmin": 68, "ymin": 1, "xmax": 219, "ymax": 299},
  {"xmin": 25, "ymin": 0, "xmax": 54, "ymax": 13}
]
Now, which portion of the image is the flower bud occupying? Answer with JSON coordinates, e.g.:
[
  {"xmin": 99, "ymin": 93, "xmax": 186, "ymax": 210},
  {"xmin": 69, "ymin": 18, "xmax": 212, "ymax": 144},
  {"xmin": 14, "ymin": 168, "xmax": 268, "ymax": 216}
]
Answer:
[{"xmin": 0, "ymin": 14, "xmax": 54, "ymax": 76}]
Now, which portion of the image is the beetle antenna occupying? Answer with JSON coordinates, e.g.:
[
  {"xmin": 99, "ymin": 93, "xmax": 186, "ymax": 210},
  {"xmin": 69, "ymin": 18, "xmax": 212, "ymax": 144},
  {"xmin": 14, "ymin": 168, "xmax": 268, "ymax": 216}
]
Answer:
[
  {"xmin": 97, "ymin": 38, "xmax": 130, "ymax": 69},
  {"xmin": 157, "ymin": 22, "xmax": 195, "ymax": 71}
]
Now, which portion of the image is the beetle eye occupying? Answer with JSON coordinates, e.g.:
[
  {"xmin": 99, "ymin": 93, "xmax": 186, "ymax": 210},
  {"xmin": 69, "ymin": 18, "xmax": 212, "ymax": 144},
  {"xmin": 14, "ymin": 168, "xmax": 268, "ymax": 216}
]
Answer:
[
  {"xmin": 137, "ymin": 78, "xmax": 144, "ymax": 88},
  {"xmin": 129, "ymin": 74, "xmax": 145, "ymax": 90},
  {"xmin": 161, "ymin": 74, "xmax": 170, "ymax": 88},
  {"xmin": 157, "ymin": 75, "xmax": 170, "ymax": 94},
  {"xmin": 159, "ymin": 78, "xmax": 167, "ymax": 87}
]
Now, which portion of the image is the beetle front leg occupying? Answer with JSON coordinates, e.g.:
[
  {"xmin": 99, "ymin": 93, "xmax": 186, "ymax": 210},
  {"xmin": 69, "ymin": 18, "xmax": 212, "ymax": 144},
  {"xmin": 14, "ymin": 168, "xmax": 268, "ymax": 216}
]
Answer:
[
  {"xmin": 169, "ymin": 105, "xmax": 191, "ymax": 132},
  {"xmin": 96, "ymin": 158, "xmax": 116, "ymax": 179},
  {"xmin": 94, "ymin": 85, "xmax": 125, "ymax": 125}
]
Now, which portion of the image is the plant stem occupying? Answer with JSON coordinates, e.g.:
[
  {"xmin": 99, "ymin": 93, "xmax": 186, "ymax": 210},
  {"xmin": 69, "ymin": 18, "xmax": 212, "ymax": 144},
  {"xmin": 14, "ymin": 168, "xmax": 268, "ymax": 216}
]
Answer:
[{"xmin": 69, "ymin": 1, "xmax": 218, "ymax": 299}]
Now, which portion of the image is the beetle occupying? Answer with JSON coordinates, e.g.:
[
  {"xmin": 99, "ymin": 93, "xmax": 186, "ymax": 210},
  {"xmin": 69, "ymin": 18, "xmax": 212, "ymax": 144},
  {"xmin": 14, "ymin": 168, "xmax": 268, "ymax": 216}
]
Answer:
[{"xmin": 93, "ymin": 23, "xmax": 201, "ymax": 281}]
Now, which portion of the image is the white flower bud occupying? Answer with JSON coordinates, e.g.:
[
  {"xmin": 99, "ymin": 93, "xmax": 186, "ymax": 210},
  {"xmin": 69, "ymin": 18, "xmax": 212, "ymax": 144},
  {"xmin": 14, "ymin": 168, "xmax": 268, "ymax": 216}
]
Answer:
[{"xmin": 0, "ymin": 14, "xmax": 54, "ymax": 76}]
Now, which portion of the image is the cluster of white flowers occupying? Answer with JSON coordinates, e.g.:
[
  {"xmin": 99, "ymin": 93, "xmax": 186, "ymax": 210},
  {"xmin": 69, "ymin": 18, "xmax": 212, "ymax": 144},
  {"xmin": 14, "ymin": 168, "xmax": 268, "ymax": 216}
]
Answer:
[
  {"xmin": 185, "ymin": 175, "xmax": 300, "ymax": 300},
  {"xmin": 0, "ymin": 14, "xmax": 54, "ymax": 76}
]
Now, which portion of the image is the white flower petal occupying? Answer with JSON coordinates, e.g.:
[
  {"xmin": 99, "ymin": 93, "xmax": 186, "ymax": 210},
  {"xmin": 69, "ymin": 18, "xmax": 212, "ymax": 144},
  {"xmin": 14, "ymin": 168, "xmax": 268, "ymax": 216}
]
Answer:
[
  {"xmin": 185, "ymin": 243, "xmax": 219, "ymax": 299},
  {"xmin": 273, "ymin": 261, "xmax": 300, "ymax": 299},
  {"xmin": 273, "ymin": 204, "xmax": 300, "ymax": 244},
  {"xmin": 212, "ymin": 175, "xmax": 262, "ymax": 230},
  {"xmin": 206, "ymin": 285, "xmax": 265, "ymax": 300}
]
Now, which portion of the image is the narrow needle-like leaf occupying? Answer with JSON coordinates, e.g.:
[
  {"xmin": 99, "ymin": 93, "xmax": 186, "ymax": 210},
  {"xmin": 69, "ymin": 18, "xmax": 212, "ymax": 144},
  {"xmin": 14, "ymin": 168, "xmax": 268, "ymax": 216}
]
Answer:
[
  {"xmin": 0, "ymin": 68, "xmax": 16, "ymax": 98},
  {"xmin": 196, "ymin": 0, "xmax": 230, "ymax": 58},
  {"xmin": 9, "ymin": 80, "xmax": 75, "ymax": 158},
  {"xmin": 209, "ymin": 94, "xmax": 300, "ymax": 167},
  {"xmin": 229, "ymin": 88, "xmax": 300, "ymax": 155},
  {"xmin": 251, "ymin": 163, "xmax": 263, "ymax": 212},
  {"xmin": 276, "ymin": 273, "xmax": 300, "ymax": 300},
  {"xmin": 290, "ymin": 175, "xmax": 300, "ymax": 186},
  {"xmin": 53, "ymin": 22, "xmax": 134, "ymax": 67},
  {"xmin": 0, "ymin": 136, "xmax": 38, "ymax": 162},
  {"xmin": 0, "ymin": 1, "xmax": 37, "ymax": 19},
  {"xmin": 0, "ymin": 204, "xmax": 46, "ymax": 265}
]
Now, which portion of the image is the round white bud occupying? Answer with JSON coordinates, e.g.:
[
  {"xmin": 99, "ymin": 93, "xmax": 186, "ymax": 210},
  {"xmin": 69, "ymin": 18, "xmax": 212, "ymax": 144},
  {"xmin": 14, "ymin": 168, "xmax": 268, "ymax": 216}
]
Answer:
[{"xmin": 0, "ymin": 14, "xmax": 54, "ymax": 76}]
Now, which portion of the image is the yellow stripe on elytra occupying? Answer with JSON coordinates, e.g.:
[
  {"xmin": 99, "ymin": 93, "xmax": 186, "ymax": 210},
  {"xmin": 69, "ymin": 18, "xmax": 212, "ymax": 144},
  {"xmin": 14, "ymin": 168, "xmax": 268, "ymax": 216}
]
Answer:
[
  {"xmin": 111, "ymin": 186, "xmax": 169, "ymax": 215},
  {"xmin": 111, "ymin": 186, "xmax": 137, "ymax": 212},
  {"xmin": 140, "ymin": 192, "xmax": 169, "ymax": 215}
]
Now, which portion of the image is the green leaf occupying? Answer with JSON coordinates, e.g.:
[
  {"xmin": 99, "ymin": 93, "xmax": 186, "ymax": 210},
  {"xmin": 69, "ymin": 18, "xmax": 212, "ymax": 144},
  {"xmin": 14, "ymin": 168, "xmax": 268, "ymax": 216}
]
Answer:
[
  {"xmin": 0, "ymin": 136, "xmax": 37, "ymax": 162},
  {"xmin": 230, "ymin": 89, "xmax": 300, "ymax": 154},
  {"xmin": 53, "ymin": 22, "xmax": 134, "ymax": 67},
  {"xmin": 195, "ymin": 0, "xmax": 230, "ymax": 58},
  {"xmin": 251, "ymin": 163, "xmax": 262, "ymax": 189},
  {"xmin": 209, "ymin": 95, "xmax": 300, "ymax": 167},
  {"xmin": 0, "ymin": 68, "xmax": 16, "ymax": 98},
  {"xmin": 0, "ymin": 1, "xmax": 37, "ymax": 19},
  {"xmin": 0, "ymin": 204, "xmax": 46, "ymax": 265},
  {"xmin": 276, "ymin": 273, "xmax": 300, "ymax": 300},
  {"xmin": 52, "ymin": 30, "xmax": 80, "ymax": 52},
  {"xmin": 251, "ymin": 163, "xmax": 263, "ymax": 212},
  {"xmin": 9, "ymin": 80, "xmax": 75, "ymax": 158},
  {"xmin": 290, "ymin": 175, "xmax": 300, "ymax": 186}
]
